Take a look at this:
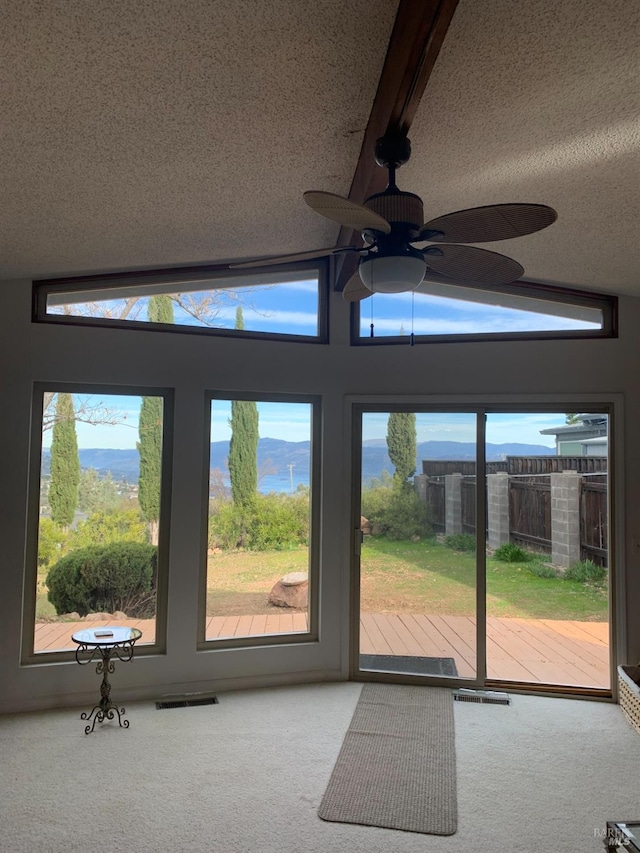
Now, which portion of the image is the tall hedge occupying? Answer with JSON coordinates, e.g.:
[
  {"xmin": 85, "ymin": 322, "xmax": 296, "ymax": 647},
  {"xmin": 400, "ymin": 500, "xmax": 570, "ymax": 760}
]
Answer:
[
  {"xmin": 386, "ymin": 411, "xmax": 416, "ymax": 487},
  {"xmin": 228, "ymin": 307, "xmax": 259, "ymax": 507},
  {"xmin": 137, "ymin": 295, "xmax": 172, "ymax": 544},
  {"xmin": 48, "ymin": 393, "xmax": 80, "ymax": 528}
]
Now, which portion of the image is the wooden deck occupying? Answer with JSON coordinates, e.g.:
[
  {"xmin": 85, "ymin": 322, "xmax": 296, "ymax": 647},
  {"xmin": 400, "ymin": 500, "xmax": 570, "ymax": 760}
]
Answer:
[{"xmin": 34, "ymin": 612, "xmax": 610, "ymax": 689}]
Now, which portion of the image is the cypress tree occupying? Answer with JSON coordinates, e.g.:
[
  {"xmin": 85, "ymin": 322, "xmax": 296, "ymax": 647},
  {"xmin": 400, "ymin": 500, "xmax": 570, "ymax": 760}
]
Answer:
[
  {"xmin": 228, "ymin": 307, "xmax": 259, "ymax": 507},
  {"xmin": 49, "ymin": 393, "xmax": 80, "ymax": 528},
  {"xmin": 148, "ymin": 294, "xmax": 173, "ymax": 325},
  {"xmin": 386, "ymin": 412, "xmax": 417, "ymax": 488},
  {"xmin": 137, "ymin": 295, "xmax": 173, "ymax": 544}
]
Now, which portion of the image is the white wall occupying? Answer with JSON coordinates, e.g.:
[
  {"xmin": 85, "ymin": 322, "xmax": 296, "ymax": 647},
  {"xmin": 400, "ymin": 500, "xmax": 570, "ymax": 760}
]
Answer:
[{"xmin": 1, "ymin": 280, "xmax": 639, "ymax": 713}]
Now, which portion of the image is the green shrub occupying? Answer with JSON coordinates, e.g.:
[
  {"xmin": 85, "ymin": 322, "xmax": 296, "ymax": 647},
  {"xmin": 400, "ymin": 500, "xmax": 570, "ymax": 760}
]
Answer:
[
  {"xmin": 67, "ymin": 509, "xmax": 147, "ymax": 550},
  {"xmin": 564, "ymin": 559, "xmax": 607, "ymax": 584},
  {"xmin": 361, "ymin": 471, "xmax": 394, "ymax": 524},
  {"xmin": 37, "ymin": 518, "xmax": 68, "ymax": 569},
  {"xmin": 445, "ymin": 533, "xmax": 476, "ymax": 552},
  {"xmin": 209, "ymin": 492, "xmax": 310, "ymax": 551},
  {"xmin": 527, "ymin": 560, "xmax": 559, "ymax": 579},
  {"xmin": 493, "ymin": 542, "xmax": 531, "ymax": 562},
  {"xmin": 361, "ymin": 476, "xmax": 431, "ymax": 541},
  {"xmin": 250, "ymin": 492, "xmax": 309, "ymax": 550},
  {"xmin": 210, "ymin": 500, "xmax": 250, "ymax": 549},
  {"xmin": 47, "ymin": 541, "xmax": 157, "ymax": 617}
]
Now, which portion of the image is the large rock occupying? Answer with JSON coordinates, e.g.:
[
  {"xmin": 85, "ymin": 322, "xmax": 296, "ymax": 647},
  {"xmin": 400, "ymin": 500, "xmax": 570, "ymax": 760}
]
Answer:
[
  {"xmin": 361, "ymin": 516, "xmax": 373, "ymax": 535},
  {"xmin": 268, "ymin": 572, "xmax": 308, "ymax": 609}
]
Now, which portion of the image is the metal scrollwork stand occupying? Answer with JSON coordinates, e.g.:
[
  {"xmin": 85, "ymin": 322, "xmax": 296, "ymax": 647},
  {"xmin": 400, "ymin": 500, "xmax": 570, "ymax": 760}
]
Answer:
[{"xmin": 75, "ymin": 636, "xmax": 138, "ymax": 734}]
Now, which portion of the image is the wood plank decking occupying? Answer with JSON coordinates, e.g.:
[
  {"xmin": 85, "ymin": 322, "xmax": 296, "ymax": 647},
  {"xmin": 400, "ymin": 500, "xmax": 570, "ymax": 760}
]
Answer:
[{"xmin": 34, "ymin": 612, "xmax": 610, "ymax": 689}]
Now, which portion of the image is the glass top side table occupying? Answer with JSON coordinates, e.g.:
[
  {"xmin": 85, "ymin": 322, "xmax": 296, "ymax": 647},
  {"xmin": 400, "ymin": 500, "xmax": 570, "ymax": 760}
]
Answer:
[{"xmin": 72, "ymin": 626, "xmax": 142, "ymax": 735}]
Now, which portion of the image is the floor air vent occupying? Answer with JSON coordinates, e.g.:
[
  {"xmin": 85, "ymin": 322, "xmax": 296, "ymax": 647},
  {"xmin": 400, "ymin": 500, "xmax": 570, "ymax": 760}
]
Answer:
[
  {"xmin": 156, "ymin": 694, "xmax": 219, "ymax": 710},
  {"xmin": 454, "ymin": 689, "xmax": 511, "ymax": 706}
]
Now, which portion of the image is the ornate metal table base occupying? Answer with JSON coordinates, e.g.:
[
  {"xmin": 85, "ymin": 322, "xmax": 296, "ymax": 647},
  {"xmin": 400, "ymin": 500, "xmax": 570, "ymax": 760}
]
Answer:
[{"xmin": 72, "ymin": 628, "xmax": 142, "ymax": 735}]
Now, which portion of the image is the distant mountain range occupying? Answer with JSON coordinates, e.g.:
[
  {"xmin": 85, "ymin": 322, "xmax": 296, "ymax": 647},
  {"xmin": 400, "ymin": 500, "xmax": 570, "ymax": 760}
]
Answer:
[{"xmin": 41, "ymin": 438, "xmax": 555, "ymax": 483}]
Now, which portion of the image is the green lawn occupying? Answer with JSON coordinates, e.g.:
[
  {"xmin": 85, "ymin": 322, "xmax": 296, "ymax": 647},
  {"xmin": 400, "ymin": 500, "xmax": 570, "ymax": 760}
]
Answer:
[
  {"xmin": 37, "ymin": 536, "xmax": 609, "ymax": 622},
  {"xmin": 360, "ymin": 537, "xmax": 608, "ymax": 621},
  {"xmin": 205, "ymin": 536, "xmax": 607, "ymax": 621}
]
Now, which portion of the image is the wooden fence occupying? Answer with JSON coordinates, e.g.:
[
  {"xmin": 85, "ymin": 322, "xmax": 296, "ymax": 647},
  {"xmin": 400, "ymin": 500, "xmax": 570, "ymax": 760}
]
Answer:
[
  {"xmin": 580, "ymin": 476, "xmax": 608, "ymax": 563},
  {"xmin": 422, "ymin": 460, "xmax": 507, "ymax": 476},
  {"xmin": 509, "ymin": 477, "xmax": 551, "ymax": 554},
  {"xmin": 422, "ymin": 456, "xmax": 607, "ymax": 476},
  {"xmin": 427, "ymin": 479, "xmax": 445, "ymax": 533},
  {"xmin": 461, "ymin": 477, "xmax": 476, "ymax": 535},
  {"xmin": 423, "ymin": 467, "xmax": 608, "ymax": 566}
]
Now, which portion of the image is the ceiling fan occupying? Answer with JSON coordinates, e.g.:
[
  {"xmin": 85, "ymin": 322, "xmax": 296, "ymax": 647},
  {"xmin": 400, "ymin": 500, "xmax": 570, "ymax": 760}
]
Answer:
[{"xmin": 230, "ymin": 134, "xmax": 557, "ymax": 301}]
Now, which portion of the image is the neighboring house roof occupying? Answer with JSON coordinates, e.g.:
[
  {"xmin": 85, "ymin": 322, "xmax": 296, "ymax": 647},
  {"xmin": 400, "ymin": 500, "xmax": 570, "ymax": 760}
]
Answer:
[{"xmin": 540, "ymin": 415, "xmax": 607, "ymax": 436}]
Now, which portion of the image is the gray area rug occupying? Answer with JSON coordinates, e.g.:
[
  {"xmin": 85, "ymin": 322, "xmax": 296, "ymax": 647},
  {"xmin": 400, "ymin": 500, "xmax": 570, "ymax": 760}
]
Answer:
[{"xmin": 318, "ymin": 683, "xmax": 457, "ymax": 835}]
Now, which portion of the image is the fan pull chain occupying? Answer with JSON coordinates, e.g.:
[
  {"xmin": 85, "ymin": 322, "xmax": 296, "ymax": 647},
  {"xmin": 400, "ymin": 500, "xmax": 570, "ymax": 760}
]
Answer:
[
  {"xmin": 410, "ymin": 291, "xmax": 415, "ymax": 346},
  {"xmin": 370, "ymin": 295, "xmax": 374, "ymax": 337}
]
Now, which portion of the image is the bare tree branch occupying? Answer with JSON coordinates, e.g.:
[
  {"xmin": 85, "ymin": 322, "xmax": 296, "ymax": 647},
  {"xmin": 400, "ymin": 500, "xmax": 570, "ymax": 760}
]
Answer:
[{"xmin": 42, "ymin": 394, "xmax": 128, "ymax": 432}]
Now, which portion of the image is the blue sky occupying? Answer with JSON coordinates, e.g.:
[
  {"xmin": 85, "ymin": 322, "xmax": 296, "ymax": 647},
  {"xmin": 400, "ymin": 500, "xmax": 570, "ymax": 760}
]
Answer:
[
  {"xmin": 210, "ymin": 400, "xmax": 312, "ymax": 443},
  {"xmin": 362, "ymin": 412, "xmax": 563, "ymax": 448},
  {"xmin": 51, "ymin": 272, "xmax": 601, "ymax": 340},
  {"xmin": 43, "ymin": 393, "xmax": 567, "ymax": 449},
  {"xmin": 359, "ymin": 290, "xmax": 600, "ymax": 337},
  {"xmin": 51, "ymin": 278, "xmax": 321, "ymax": 337},
  {"xmin": 42, "ymin": 394, "xmax": 143, "ymax": 450},
  {"xmin": 43, "ymin": 275, "xmax": 592, "ymax": 448}
]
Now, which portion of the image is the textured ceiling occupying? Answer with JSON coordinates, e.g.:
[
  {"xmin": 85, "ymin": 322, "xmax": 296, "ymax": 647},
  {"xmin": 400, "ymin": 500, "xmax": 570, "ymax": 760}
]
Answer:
[
  {"xmin": 1, "ymin": 0, "xmax": 639, "ymax": 297},
  {"xmin": 1, "ymin": 0, "xmax": 397, "ymax": 279},
  {"xmin": 402, "ymin": 0, "xmax": 640, "ymax": 295}
]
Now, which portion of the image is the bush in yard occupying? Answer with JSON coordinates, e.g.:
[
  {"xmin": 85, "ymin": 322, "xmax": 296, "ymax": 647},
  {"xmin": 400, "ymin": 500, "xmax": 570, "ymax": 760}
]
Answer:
[
  {"xmin": 209, "ymin": 492, "xmax": 309, "ymax": 551},
  {"xmin": 360, "ymin": 472, "xmax": 394, "ymax": 526},
  {"xmin": 361, "ymin": 474, "xmax": 432, "ymax": 541},
  {"xmin": 527, "ymin": 560, "xmax": 560, "ymax": 579},
  {"xmin": 249, "ymin": 492, "xmax": 309, "ymax": 550},
  {"xmin": 493, "ymin": 542, "xmax": 531, "ymax": 562},
  {"xmin": 564, "ymin": 559, "xmax": 606, "ymax": 584},
  {"xmin": 209, "ymin": 500, "xmax": 249, "ymax": 549},
  {"xmin": 445, "ymin": 533, "xmax": 476, "ymax": 552},
  {"xmin": 37, "ymin": 518, "xmax": 68, "ymax": 569},
  {"xmin": 66, "ymin": 509, "xmax": 147, "ymax": 551},
  {"xmin": 47, "ymin": 542, "xmax": 157, "ymax": 617}
]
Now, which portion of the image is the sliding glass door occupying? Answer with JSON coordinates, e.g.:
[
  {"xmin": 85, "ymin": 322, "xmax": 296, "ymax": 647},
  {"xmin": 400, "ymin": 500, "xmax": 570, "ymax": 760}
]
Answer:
[
  {"xmin": 356, "ymin": 410, "xmax": 478, "ymax": 682},
  {"xmin": 484, "ymin": 412, "xmax": 610, "ymax": 690},
  {"xmin": 353, "ymin": 405, "xmax": 612, "ymax": 694}
]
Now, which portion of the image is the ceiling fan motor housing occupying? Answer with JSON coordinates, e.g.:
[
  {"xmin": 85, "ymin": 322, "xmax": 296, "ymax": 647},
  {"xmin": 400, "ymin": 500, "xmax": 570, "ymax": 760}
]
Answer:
[{"xmin": 364, "ymin": 190, "xmax": 424, "ymax": 238}]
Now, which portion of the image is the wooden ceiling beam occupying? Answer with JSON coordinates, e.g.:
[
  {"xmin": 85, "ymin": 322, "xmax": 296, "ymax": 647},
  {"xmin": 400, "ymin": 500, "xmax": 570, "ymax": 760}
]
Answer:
[{"xmin": 334, "ymin": 0, "xmax": 459, "ymax": 290}]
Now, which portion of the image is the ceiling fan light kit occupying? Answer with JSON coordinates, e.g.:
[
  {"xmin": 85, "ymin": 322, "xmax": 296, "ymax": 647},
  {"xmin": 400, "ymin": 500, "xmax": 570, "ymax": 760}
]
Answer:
[
  {"xmin": 230, "ymin": 132, "xmax": 557, "ymax": 303},
  {"xmin": 359, "ymin": 251, "xmax": 427, "ymax": 294}
]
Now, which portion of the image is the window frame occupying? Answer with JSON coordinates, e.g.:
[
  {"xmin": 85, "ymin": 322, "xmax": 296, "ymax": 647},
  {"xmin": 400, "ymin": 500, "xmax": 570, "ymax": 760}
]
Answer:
[
  {"xmin": 198, "ymin": 391, "xmax": 321, "ymax": 650},
  {"xmin": 21, "ymin": 381, "xmax": 174, "ymax": 665},
  {"xmin": 33, "ymin": 260, "xmax": 330, "ymax": 344},
  {"xmin": 349, "ymin": 277, "xmax": 617, "ymax": 345}
]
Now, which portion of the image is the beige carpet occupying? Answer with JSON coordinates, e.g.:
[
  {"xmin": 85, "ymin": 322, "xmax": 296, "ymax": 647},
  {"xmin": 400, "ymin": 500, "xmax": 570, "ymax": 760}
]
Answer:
[
  {"xmin": 318, "ymin": 684, "xmax": 457, "ymax": 835},
  {"xmin": 1, "ymin": 683, "xmax": 640, "ymax": 852}
]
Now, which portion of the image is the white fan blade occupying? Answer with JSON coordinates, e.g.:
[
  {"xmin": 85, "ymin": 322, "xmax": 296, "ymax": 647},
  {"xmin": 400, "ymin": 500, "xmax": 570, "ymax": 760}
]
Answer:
[{"xmin": 304, "ymin": 191, "xmax": 391, "ymax": 233}]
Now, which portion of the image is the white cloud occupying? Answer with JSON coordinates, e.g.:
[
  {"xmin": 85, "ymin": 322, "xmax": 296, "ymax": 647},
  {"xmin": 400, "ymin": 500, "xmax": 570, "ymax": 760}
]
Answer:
[{"xmin": 363, "ymin": 310, "xmax": 596, "ymax": 336}]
